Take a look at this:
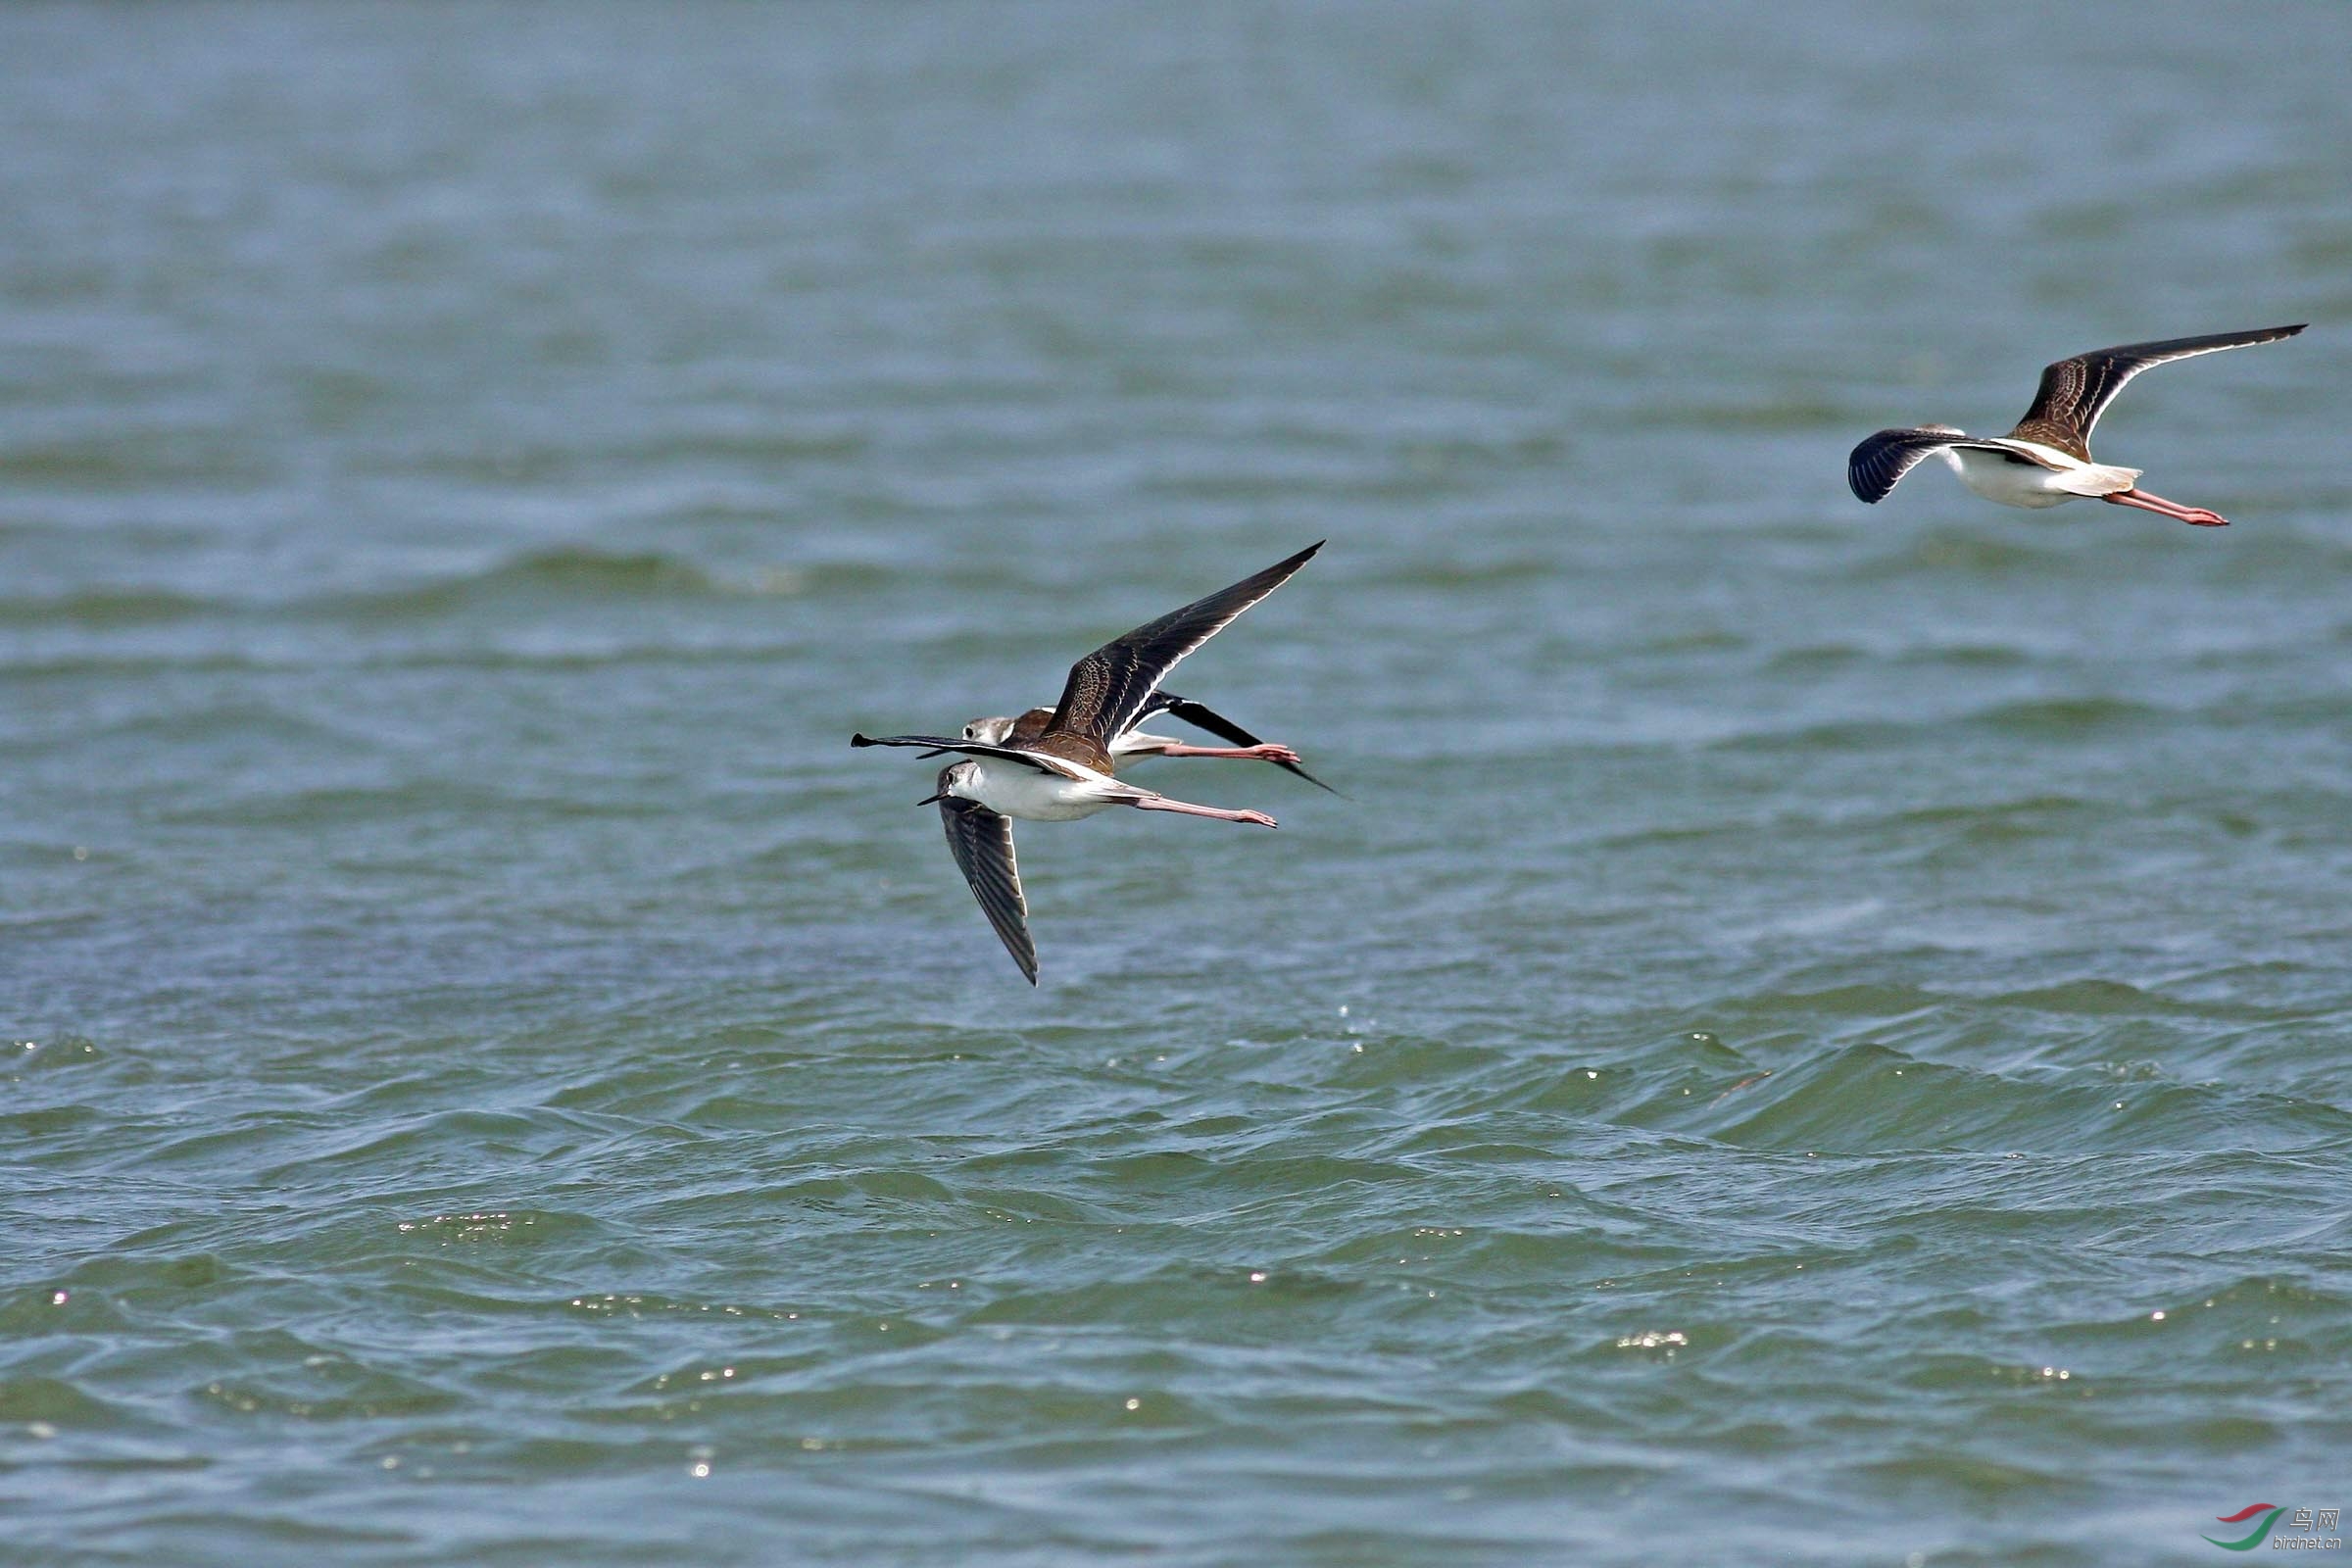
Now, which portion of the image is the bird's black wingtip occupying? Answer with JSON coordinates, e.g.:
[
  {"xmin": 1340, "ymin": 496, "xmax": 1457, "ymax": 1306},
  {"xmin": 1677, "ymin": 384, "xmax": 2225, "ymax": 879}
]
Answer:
[
  {"xmin": 1845, "ymin": 430, "xmax": 1915, "ymax": 505},
  {"xmin": 851, "ymin": 732, "xmax": 875, "ymax": 748}
]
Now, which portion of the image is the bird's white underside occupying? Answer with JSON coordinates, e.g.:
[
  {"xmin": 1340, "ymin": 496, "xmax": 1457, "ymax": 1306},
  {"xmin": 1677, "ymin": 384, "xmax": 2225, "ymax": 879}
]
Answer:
[
  {"xmin": 1939, "ymin": 442, "xmax": 2142, "ymax": 509},
  {"xmin": 956, "ymin": 757, "xmax": 1129, "ymax": 821}
]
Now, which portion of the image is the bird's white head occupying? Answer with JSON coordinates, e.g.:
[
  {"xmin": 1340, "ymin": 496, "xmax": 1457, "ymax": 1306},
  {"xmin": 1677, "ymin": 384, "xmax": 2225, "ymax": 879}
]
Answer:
[
  {"xmin": 960, "ymin": 715, "xmax": 1016, "ymax": 744},
  {"xmin": 919, "ymin": 760, "xmax": 983, "ymax": 807}
]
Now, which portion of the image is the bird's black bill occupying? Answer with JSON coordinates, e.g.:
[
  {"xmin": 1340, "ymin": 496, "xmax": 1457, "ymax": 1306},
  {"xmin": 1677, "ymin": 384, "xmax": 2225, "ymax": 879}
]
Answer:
[{"xmin": 916, "ymin": 790, "xmax": 947, "ymax": 806}]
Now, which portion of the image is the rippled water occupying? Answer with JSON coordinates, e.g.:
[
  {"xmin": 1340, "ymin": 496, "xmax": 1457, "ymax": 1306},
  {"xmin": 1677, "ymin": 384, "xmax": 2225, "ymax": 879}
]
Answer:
[{"xmin": 6, "ymin": 3, "xmax": 2352, "ymax": 1563}]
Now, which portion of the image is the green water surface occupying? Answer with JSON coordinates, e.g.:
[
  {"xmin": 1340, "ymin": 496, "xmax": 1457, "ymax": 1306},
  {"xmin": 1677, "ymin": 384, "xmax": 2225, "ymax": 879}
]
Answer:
[{"xmin": 5, "ymin": 3, "xmax": 2351, "ymax": 1564}]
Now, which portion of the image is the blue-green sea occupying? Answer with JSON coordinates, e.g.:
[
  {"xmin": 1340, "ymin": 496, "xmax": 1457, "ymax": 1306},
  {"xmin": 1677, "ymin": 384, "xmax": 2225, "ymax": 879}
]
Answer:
[{"xmin": 6, "ymin": 4, "xmax": 2351, "ymax": 1563}]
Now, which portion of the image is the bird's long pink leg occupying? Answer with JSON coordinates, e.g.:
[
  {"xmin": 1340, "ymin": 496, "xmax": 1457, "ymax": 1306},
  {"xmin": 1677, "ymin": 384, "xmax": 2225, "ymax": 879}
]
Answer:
[
  {"xmin": 2102, "ymin": 489, "xmax": 2230, "ymax": 527},
  {"xmin": 1153, "ymin": 742, "xmax": 1302, "ymax": 764},
  {"xmin": 1126, "ymin": 792, "xmax": 1276, "ymax": 827}
]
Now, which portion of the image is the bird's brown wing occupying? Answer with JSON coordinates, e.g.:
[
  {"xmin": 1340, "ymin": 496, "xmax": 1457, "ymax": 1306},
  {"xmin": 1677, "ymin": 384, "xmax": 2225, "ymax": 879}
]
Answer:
[
  {"xmin": 2008, "ymin": 323, "xmax": 2306, "ymax": 459},
  {"xmin": 1044, "ymin": 541, "xmax": 1323, "ymax": 750}
]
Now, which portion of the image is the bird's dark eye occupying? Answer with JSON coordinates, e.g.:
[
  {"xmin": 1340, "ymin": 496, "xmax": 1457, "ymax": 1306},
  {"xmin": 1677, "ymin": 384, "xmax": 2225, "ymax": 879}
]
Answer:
[{"xmin": 963, "ymin": 725, "xmax": 977, "ymax": 739}]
